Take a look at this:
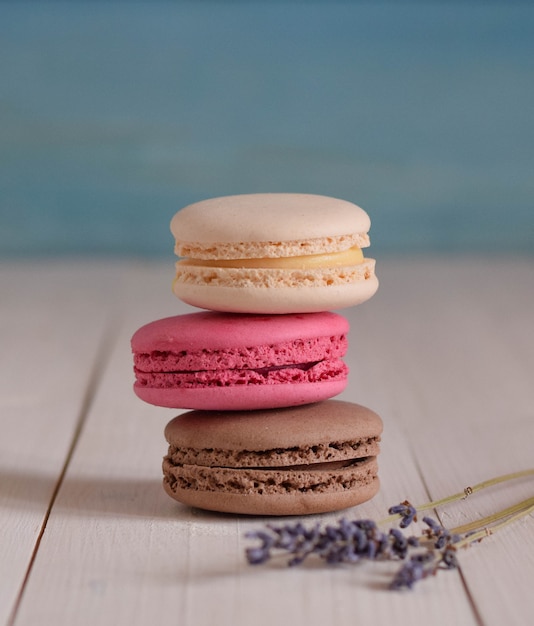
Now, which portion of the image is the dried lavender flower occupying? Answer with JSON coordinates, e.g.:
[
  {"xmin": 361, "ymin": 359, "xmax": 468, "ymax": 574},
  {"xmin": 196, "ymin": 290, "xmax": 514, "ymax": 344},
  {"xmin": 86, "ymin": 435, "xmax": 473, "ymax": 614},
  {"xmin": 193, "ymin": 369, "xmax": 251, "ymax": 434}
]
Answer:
[
  {"xmin": 245, "ymin": 512, "xmax": 464, "ymax": 584},
  {"xmin": 388, "ymin": 500, "xmax": 417, "ymax": 528},
  {"xmin": 422, "ymin": 516, "xmax": 461, "ymax": 549},
  {"xmin": 245, "ymin": 517, "xmax": 419, "ymax": 569},
  {"xmin": 390, "ymin": 552, "xmax": 438, "ymax": 590},
  {"xmin": 441, "ymin": 545, "xmax": 459, "ymax": 569},
  {"xmin": 389, "ymin": 528, "xmax": 409, "ymax": 559},
  {"xmin": 244, "ymin": 469, "xmax": 534, "ymax": 591},
  {"xmin": 244, "ymin": 530, "xmax": 276, "ymax": 565}
]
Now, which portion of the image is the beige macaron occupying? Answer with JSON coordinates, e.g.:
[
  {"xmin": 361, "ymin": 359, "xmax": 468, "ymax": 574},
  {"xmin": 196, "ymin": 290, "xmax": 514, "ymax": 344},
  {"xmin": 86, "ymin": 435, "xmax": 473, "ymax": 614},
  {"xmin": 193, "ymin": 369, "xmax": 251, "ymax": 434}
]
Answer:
[
  {"xmin": 162, "ymin": 400, "xmax": 383, "ymax": 516},
  {"xmin": 170, "ymin": 193, "xmax": 378, "ymax": 314}
]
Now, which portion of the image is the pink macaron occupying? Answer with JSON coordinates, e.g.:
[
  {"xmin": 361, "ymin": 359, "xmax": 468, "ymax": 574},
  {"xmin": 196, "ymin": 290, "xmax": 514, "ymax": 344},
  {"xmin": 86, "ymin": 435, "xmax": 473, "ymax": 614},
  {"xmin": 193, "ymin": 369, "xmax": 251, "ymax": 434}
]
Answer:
[{"xmin": 131, "ymin": 311, "xmax": 349, "ymax": 411}]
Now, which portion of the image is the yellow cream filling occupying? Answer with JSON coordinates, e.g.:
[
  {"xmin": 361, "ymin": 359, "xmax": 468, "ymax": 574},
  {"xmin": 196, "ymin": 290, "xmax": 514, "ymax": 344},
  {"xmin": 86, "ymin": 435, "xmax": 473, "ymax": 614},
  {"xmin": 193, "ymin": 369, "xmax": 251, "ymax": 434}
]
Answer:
[{"xmin": 177, "ymin": 246, "xmax": 364, "ymax": 270}]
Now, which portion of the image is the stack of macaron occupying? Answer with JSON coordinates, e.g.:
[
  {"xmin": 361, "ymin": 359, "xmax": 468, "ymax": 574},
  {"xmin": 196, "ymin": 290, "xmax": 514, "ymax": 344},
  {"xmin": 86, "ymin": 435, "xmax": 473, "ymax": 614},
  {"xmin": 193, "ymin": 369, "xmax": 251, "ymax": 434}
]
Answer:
[{"xmin": 131, "ymin": 193, "xmax": 383, "ymax": 516}]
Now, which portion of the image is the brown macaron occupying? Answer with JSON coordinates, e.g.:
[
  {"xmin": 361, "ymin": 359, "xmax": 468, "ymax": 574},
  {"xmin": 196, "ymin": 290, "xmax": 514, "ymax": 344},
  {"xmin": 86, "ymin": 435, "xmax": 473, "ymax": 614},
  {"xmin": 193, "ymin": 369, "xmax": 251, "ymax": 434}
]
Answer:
[{"xmin": 162, "ymin": 400, "xmax": 383, "ymax": 516}]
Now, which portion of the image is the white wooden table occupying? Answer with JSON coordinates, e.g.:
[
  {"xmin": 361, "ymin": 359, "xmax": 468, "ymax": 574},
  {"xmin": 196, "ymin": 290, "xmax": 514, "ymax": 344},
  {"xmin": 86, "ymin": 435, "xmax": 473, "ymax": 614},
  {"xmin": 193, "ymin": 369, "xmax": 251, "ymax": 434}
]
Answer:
[{"xmin": 1, "ymin": 258, "xmax": 533, "ymax": 626}]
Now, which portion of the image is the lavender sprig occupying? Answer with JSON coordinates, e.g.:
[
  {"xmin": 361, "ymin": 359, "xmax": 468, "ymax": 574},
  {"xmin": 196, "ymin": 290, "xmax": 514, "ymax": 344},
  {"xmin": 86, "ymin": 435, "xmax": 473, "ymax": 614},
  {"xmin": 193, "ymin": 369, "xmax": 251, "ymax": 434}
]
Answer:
[
  {"xmin": 244, "ymin": 469, "xmax": 534, "ymax": 590},
  {"xmin": 383, "ymin": 468, "xmax": 534, "ymax": 527},
  {"xmin": 390, "ymin": 496, "xmax": 534, "ymax": 590},
  {"xmin": 245, "ymin": 518, "xmax": 419, "ymax": 567},
  {"xmin": 388, "ymin": 516, "xmax": 461, "ymax": 590},
  {"xmin": 387, "ymin": 500, "xmax": 417, "ymax": 528}
]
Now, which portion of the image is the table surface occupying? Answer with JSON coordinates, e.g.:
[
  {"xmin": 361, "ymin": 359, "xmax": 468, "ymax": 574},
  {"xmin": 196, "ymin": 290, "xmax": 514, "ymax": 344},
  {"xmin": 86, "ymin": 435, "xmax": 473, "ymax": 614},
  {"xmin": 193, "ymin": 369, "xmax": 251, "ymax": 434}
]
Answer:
[{"xmin": 1, "ymin": 257, "xmax": 533, "ymax": 626}]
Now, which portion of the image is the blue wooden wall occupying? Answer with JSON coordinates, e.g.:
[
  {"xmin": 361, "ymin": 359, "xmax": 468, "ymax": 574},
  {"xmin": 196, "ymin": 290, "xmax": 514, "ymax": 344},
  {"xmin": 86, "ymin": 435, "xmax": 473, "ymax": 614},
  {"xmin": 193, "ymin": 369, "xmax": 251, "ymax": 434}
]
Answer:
[{"xmin": 1, "ymin": 2, "xmax": 533, "ymax": 257}]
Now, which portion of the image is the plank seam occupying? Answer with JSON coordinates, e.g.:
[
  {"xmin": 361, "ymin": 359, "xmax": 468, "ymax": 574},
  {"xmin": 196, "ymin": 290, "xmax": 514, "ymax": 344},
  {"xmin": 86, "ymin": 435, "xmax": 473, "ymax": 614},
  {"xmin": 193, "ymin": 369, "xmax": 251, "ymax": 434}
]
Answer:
[
  {"xmin": 6, "ymin": 313, "xmax": 120, "ymax": 626},
  {"xmin": 410, "ymin": 448, "xmax": 486, "ymax": 626}
]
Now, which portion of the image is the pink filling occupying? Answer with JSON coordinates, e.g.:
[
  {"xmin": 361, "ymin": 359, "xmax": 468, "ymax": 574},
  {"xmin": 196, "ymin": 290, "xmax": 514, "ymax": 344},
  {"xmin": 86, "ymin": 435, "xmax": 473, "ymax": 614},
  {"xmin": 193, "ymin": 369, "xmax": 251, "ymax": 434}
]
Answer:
[
  {"xmin": 134, "ymin": 335, "xmax": 347, "ymax": 373},
  {"xmin": 134, "ymin": 358, "xmax": 348, "ymax": 389}
]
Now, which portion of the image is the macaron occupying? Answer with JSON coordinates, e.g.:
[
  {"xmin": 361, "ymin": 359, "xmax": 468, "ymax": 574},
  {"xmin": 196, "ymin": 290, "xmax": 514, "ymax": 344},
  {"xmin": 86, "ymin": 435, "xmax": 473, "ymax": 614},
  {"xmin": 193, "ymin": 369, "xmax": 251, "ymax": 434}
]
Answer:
[
  {"xmin": 131, "ymin": 310, "xmax": 350, "ymax": 411},
  {"xmin": 170, "ymin": 193, "xmax": 378, "ymax": 314},
  {"xmin": 162, "ymin": 400, "xmax": 383, "ymax": 516}
]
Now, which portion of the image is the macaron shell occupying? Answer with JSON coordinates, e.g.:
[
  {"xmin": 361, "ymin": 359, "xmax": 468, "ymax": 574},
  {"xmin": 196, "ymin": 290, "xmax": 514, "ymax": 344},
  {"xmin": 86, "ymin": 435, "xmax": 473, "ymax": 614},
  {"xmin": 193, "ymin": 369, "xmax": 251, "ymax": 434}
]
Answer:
[
  {"xmin": 170, "ymin": 193, "xmax": 371, "ymax": 247},
  {"xmin": 163, "ymin": 465, "xmax": 380, "ymax": 516},
  {"xmin": 131, "ymin": 310, "xmax": 349, "ymax": 353},
  {"xmin": 135, "ymin": 379, "xmax": 348, "ymax": 411},
  {"xmin": 172, "ymin": 271, "xmax": 379, "ymax": 314},
  {"xmin": 164, "ymin": 401, "xmax": 383, "ymax": 451}
]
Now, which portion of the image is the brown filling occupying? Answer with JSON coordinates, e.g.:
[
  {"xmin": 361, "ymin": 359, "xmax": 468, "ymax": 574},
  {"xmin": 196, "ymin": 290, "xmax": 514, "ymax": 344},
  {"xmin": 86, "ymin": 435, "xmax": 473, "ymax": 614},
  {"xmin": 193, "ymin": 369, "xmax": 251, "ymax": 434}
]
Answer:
[
  {"xmin": 166, "ymin": 437, "xmax": 381, "ymax": 468},
  {"xmin": 163, "ymin": 456, "xmax": 378, "ymax": 496}
]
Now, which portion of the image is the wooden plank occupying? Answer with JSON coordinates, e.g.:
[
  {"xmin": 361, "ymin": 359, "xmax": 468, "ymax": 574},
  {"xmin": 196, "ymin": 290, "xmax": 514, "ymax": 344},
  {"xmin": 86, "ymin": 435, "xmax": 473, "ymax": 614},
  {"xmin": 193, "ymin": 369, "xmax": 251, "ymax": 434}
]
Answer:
[
  {"xmin": 0, "ymin": 261, "xmax": 131, "ymax": 625},
  {"xmin": 351, "ymin": 257, "xmax": 534, "ymax": 624},
  {"xmin": 5, "ymin": 258, "xmax": 533, "ymax": 626}
]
